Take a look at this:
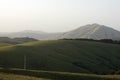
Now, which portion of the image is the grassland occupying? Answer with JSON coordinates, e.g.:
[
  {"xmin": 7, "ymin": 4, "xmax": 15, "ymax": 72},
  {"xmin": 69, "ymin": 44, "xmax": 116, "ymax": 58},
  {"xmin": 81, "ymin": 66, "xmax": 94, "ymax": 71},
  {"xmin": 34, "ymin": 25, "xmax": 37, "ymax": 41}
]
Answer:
[
  {"xmin": 0, "ymin": 44, "xmax": 12, "ymax": 47},
  {"xmin": 0, "ymin": 40, "xmax": 120, "ymax": 74},
  {"xmin": 0, "ymin": 68, "xmax": 120, "ymax": 80},
  {"xmin": 0, "ymin": 73, "xmax": 50, "ymax": 80}
]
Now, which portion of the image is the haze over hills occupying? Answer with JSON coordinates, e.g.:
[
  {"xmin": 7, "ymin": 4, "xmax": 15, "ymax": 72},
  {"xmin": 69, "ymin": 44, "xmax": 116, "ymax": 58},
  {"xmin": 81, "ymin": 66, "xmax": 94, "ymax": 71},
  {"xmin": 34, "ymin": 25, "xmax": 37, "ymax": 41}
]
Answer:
[
  {"xmin": 0, "ymin": 30, "xmax": 62, "ymax": 40},
  {"xmin": 0, "ymin": 37, "xmax": 38, "ymax": 44},
  {"xmin": 0, "ymin": 24, "xmax": 120, "ymax": 40}
]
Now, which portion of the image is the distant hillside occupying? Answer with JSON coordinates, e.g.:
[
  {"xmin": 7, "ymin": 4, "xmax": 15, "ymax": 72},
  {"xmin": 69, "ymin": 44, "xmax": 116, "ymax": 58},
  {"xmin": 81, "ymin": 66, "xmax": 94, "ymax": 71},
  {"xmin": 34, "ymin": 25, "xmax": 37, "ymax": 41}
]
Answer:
[
  {"xmin": 60, "ymin": 24, "xmax": 120, "ymax": 40},
  {"xmin": 0, "ymin": 30, "xmax": 62, "ymax": 40},
  {"xmin": 0, "ymin": 40, "xmax": 120, "ymax": 74},
  {"xmin": 0, "ymin": 37, "xmax": 38, "ymax": 44}
]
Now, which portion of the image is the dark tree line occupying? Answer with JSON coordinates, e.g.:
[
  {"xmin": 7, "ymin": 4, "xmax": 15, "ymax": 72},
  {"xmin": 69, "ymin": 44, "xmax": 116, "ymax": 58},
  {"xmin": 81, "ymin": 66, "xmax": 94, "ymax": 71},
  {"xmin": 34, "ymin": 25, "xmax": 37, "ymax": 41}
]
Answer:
[{"xmin": 60, "ymin": 38, "xmax": 120, "ymax": 44}]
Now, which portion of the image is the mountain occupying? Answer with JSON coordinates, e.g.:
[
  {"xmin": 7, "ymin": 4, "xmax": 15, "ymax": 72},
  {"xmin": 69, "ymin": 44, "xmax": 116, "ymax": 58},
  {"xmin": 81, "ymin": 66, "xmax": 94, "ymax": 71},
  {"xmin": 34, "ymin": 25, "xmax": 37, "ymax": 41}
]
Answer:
[
  {"xmin": 0, "ymin": 40, "xmax": 120, "ymax": 74},
  {"xmin": 0, "ymin": 24, "xmax": 120, "ymax": 40},
  {"xmin": 0, "ymin": 30, "xmax": 62, "ymax": 40},
  {"xmin": 60, "ymin": 24, "xmax": 120, "ymax": 40}
]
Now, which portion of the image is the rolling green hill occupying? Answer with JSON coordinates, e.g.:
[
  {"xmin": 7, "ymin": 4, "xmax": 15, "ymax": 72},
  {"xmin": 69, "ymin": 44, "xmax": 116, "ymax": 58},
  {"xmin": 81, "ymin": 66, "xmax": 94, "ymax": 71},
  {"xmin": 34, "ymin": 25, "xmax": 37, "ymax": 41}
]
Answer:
[{"xmin": 0, "ymin": 40, "xmax": 120, "ymax": 74}]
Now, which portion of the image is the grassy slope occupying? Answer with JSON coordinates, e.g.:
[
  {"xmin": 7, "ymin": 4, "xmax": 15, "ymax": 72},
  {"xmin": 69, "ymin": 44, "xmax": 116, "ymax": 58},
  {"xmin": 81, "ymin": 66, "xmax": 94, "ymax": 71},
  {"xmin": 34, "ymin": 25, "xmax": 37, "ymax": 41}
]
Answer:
[
  {"xmin": 0, "ymin": 44, "xmax": 12, "ymax": 47},
  {"xmin": 0, "ymin": 73, "xmax": 50, "ymax": 80},
  {"xmin": 0, "ymin": 40, "xmax": 120, "ymax": 74},
  {"xmin": 0, "ymin": 68, "xmax": 120, "ymax": 80}
]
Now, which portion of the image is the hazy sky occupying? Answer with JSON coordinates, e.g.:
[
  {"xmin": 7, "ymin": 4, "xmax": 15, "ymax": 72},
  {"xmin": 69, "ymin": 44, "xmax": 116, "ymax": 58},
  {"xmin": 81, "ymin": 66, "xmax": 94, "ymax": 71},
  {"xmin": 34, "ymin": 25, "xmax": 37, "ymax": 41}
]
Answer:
[{"xmin": 0, "ymin": 0, "xmax": 120, "ymax": 32}]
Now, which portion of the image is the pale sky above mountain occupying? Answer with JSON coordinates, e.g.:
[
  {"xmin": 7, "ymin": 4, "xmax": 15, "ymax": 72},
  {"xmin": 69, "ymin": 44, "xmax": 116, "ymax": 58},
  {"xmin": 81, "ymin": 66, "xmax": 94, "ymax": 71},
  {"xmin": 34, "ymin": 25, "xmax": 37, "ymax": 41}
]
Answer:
[{"xmin": 0, "ymin": 0, "xmax": 120, "ymax": 32}]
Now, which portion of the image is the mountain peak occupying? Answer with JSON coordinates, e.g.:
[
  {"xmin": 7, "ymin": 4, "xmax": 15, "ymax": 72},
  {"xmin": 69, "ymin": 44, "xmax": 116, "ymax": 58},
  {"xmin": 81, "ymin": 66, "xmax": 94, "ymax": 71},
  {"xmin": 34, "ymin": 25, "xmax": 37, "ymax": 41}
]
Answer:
[
  {"xmin": 87, "ymin": 23, "xmax": 104, "ymax": 27},
  {"xmin": 91, "ymin": 23, "xmax": 102, "ymax": 26}
]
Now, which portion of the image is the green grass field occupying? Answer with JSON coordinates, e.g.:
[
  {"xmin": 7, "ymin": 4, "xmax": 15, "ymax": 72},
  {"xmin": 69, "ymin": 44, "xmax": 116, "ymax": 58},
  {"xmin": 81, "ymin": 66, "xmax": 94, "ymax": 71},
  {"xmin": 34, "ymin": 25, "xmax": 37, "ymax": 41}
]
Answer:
[
  {"xmin": 0, "ymin": 73, "xmax": 50, "ymax": 80},
  {"xmin": 0, "ymin": 44, "xmax": 12, "ymax": 47},
  {"xmin": 0, "ymin": 40, "xmax": 120, "ymax": 74},
  {"xmin": 0, "ymin": 68, "xmax": 120, "ymax": 80}
]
